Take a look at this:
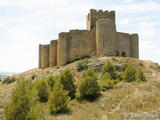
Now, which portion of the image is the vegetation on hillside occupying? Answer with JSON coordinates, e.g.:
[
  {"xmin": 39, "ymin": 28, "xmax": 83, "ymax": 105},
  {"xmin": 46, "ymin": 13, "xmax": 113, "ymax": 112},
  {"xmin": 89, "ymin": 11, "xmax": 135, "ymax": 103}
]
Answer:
[
  {"xmin": 4, "ymin": 80, "xmax": 44, "ymax": 120},
  {"xmin": 3, "ymin": 58, "xmax": 149, "ymax": 120}
]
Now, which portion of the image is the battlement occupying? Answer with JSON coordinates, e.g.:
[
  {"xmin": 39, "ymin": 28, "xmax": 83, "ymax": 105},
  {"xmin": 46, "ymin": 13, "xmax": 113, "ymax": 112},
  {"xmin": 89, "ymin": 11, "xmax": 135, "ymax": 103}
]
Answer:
[
  {"xmin": 50, "ymin": 40, "xmax": 58, "ymax": 44},
  {"xmin": 89, "ymin": 9, "xmax": 115, "ymax": 16},
  {"xmin": 87, "ymin": 9, "xmax": 115, "ymax": 30}
]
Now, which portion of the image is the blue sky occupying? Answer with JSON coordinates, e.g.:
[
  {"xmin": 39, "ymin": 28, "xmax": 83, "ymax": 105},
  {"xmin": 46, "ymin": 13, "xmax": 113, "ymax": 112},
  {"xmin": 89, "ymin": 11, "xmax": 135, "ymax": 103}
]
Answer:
[{"xmin": 0, "ymin": 0, "xmax": 160, "ymax": 73}]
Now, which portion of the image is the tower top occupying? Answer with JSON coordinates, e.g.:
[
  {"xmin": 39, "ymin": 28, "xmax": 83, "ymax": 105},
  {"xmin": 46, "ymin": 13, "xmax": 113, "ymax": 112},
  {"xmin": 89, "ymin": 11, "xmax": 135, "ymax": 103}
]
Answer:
[{"xmin": 87, "ymin": 9, "xmax": 115, "ymax": 30}]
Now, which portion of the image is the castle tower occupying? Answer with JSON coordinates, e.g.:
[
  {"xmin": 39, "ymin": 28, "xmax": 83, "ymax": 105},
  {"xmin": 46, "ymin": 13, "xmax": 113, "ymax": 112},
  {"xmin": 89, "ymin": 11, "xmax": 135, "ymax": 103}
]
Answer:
[
  {"xmin": 57, "ymin": 32, "xmax": 69, "ymax": 66},
  {"xmin": 96, "ymin": 19, "xmax": 117, "ymax": 57},
  {"xmin": 87, "ymin": 9, "xmax": 115, "ymax": 30},
  {"xmin": 49, "ymin": 40, "xmax": 57, "ymax": 66},
  {"xmin": 41, "ymin": 44, "xmax": 50, "ymax": 68},
  {"xmin": 130, "ymin": 34, "xmax": 139, "ymax": 58}
]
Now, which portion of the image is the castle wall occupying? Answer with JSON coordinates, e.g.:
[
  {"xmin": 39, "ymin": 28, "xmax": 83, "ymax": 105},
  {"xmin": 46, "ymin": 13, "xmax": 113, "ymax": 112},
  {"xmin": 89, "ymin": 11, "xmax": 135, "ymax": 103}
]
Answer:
[
  {"xmin": 38, "ymin": 9, "xmax": 139, "ymax": 69},
  {"xmin": 130, "ymin": 34, "xmax": 139, "ymax": 58},
  {"xmin": 41, "ymin": 44, "xmax": 50, "ymax": 68},
  {"xmin": 49, "ymin": 40, "xmax": 57, "ymax": 66},
  {"xmin": 57, "ymin": 32, "xmax": 69, "ymax": 66},
  {"xmin": 96, "ymin": 19, "xmax": 117, "ymax": 57},
  {"xmin": 116, "ymin": 32, "xmax": 131, "ymax": 57},
  {"xmin": 87, "ymin": 9, "xmax": 115, "ymax": 30},
  {"xmin": 67, "ymin": 29, "xmax": 96, "ymax": 62},
  {"xmin": 38, "ymin": 44, "xmax": 42, "ymax": 68}
]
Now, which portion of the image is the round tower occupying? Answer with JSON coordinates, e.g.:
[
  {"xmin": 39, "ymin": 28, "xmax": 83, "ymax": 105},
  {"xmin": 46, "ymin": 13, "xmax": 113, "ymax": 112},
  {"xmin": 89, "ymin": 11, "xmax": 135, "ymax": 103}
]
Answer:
[{"xmin": 96, "ymin": 19, "xmax": 117, "ymax": 57}]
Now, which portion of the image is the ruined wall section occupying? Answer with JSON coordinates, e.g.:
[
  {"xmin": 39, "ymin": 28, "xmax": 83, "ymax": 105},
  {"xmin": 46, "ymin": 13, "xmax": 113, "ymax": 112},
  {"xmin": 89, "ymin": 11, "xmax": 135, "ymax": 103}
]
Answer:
[
  {"xmin": 130, "ymin": 34, "xmax": 139, "ymax": 58},
  {"xmin": 67, "ymin": 29, "xmax": 96, "ymax": 62},
  {"xmin": 116, "ymin": 32, "xmax": 131, "ymax": 57},
  {"xmin": 57, "ymin": 32, "xmax": 69, "ymax": 66},
  {"xmin": 96, "ymin": 19, "xmax": 117, "ymax": 57},
  {"xmin": 49, "ymin": 40, "xmax": 57, "ymax": 66},
  {"xmin": 87, "ymin": 9, "xmax": 115, "ymax": 30},
  {"xmin": 41, "ymin": 44, "xmax": 50, "ymax": 68}
]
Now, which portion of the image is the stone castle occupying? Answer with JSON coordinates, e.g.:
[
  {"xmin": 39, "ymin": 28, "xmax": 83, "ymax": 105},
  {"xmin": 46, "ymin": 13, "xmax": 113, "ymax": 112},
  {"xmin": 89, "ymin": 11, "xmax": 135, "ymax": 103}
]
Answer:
[{"xmin": 39, "ymin": 9, "xmax": 139, "ymax": 68}]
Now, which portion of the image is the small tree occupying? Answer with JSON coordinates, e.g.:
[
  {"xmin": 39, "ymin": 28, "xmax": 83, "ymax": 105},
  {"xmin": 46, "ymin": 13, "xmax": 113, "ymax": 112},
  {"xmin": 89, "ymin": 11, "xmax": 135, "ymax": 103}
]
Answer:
[
  {"xmin": 103, "ymin": 60, "xmax": 117, "ymax": 79},
  {"xmin": 4, "ymin": 80, "xmax": 43, "ymax": 120},
  {"xmin": 136, "ymin": 69, "xmax": 146, "ymax": 82},
  {"xmin": 48, "ymin": 82, "xmax": 70, "ymax": 114},
  {"xmin": 36, "ymin": 80, "xmax": 49, "ymax": 102},
  {"xmin": 47, "ymin": 75, "xmax": 56, "ymax": 90},
  {"xmin": 59, "ymin": 69, "xmax": 76, "ymax": 99},
  {"xmin": 77, "ymin": 58, "xmax": 89, "ymax": 71},
  {"xmin": 99, "ymin": 73, "xmax": 114, "ymax": 91},
  {"xmin": 77, "ymin": 67, "xmax": 100, "ymax": 101},
  {"xmin": 122, "ymin": 64, "xmax": 136, "ymax": 82}
]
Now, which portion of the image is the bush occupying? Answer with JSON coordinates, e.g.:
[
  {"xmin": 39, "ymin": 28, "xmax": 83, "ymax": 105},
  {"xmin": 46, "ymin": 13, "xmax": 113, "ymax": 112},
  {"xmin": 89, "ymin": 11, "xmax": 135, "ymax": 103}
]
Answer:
[
  {"xmin": 36, "ymin": 80, "xmax": 49, "ymax": 102},
  {"xmin": 99, "ymin": 73, "xmax": 120, "ymax": 91},
  {"xmin": 77, "ymin": 58, "xmax": 89, "ymax": 71},
  {"xmin": 4, "ymin": 80, "xmax": 43, "ymax": 120},
  {"xmin": 48, "ymin": 82, "xmax": 70, "ymax": 114},
  {"xmin": 77, "ymin": 67, "xmax": 100, "ymax": 101},
  {"xmin": 102, "ymin": 60, "xmax": 117, "ymax": 79},
  {"xmin": 2, "ymin": 77, "xmax": 16, "ymax": 84},
  {"xmin": 156, "ymin": 83, "xmax": 160, "ymax": 89},
  {"xmin": 31, "ymin": 75, "xmax": 36, "ymax": 80},
  {"xmin": 99, "ymin": 73, "xmax": 113, "ymax": 90},
  {"xmin": 122, "ymin": 64, "xmax": 136, "ymax": 82},
  {"xmin": 136, "ymin": 69, "xmax": 146, "ymax": 82},
  {"xmin": 59, "ymin": 69, "xmax": 76, "ymax": 99},
  {"xmin": 47, "ymin": 75, "xmax": 56, "ymax": 90}
]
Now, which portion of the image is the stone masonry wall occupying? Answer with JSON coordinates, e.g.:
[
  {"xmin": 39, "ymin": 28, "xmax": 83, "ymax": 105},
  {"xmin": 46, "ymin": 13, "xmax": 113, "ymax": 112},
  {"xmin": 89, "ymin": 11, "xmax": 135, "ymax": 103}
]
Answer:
[
  {"xmin": 68, "ymin": 30, "xmax": 96, "ymax": 62},
  {"xmin": 49, "ymin": 40, "xmax": 57, "ymax": 66},
  {"xmin": 41, "ymin": 44, "xmax": 50, "ymax": 68},
  {"xmin": 116, "ymin": 32, "xmax": 131, "ymax": 57},
  {"xmin": 130, "ymin": 34, "xmax": 139, "ymax": 58},
  {"xmin": 96, "ymin": 19, "xmax": 117, "ymax": 57}
]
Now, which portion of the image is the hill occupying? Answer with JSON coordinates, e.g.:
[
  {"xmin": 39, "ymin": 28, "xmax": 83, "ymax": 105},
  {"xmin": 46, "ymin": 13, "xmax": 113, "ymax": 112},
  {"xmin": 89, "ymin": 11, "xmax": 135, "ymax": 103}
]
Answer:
[{"xmin": 0, "ymin": 57, "xmax": 160, "ymax": 120}]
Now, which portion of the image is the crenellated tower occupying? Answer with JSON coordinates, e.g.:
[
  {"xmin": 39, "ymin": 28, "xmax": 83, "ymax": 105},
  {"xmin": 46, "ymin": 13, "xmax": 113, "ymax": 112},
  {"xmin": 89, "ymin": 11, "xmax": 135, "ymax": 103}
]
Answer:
[{"xmin": 87, "ymin": 9, "xmax": 115, "ymax": 30}]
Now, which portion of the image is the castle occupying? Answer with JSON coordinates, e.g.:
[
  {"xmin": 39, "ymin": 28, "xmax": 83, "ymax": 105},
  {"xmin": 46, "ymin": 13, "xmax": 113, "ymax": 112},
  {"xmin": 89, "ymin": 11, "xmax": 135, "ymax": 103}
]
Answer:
[{"xmin": 38, "ymin": 9, "xmax": 139, "ymax": 68}]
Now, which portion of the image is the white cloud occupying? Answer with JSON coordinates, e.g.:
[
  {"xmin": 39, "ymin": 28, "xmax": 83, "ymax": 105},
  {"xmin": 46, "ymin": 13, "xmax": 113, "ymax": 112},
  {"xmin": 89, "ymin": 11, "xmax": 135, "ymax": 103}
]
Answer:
[
  {"xmin": 125, "ymin": 0, "xmax": 134, "ymax": 3},
  {"xmin": 107, "ymin": 0, "xmax": 160, "ymax": 14},
  {"xmin": 137, "ymin": 21, "xmax": 157, "ymax": 39}
]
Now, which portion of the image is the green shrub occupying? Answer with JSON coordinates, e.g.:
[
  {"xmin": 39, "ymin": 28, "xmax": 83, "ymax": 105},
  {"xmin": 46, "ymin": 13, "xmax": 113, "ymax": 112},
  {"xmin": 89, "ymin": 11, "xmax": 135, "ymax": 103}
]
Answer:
[
  {"xmin": 99, "ymin": 73, "xmax": 113, "ymax": 90},
  {"xmin": 4, "ymin": 80, "xmax": 43, "ymax": 120},
  {"xmin": 77, "ymin": 67, "xmax": 100, "ymax": 101},
  {"xmin": 31, "ymin": 75, "xmax": 36, "ymax": 80},
  {"xmin": 103, "ymin": 60, "xmax": 117, "ymax": 79},
  {"xmin": 48, "ymin": 82, "xmax": 70, "ymax": 114},
  {"xmin": 156, "ymin": 83, "xmax": 160, "ymax": 89},
  {"xmin": 47, "ymin": 75, "xmax": 56, "ymax": 90},
  {"xmin": 120, "ymin": 63, "xmax": 129, "ymax": 71},
  {"xmin": 99, "ymin": 73, "xmax": 120, "ymax": 91},
  {"xmin": 122, "ymin": 64, "xmax": 136, "ymax": 82},
  {"xmin": 2, "ymin": 77, "xmax": 16, "ymax": 84},
  {"xmin": 136, "ymin": 69, "xmax": 146, "ymax": 82},
  {"xmin": 77, "ymin": 58, "xmax": 89, "ymax": 71},
  {"xmin": 155, "ymin": 63, "xmax": 160, "ymax": 70},
  {"xmin": 36, "ymin": 80, "xmax": 49, "ymax": 102},
  {"xmin": 59, "ymin": 69, "xmax": 76, "ymax": 99}
]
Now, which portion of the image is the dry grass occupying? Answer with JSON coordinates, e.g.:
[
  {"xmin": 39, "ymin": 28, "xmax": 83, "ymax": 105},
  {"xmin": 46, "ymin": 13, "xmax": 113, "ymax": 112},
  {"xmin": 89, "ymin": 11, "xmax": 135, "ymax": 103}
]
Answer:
[{"xmin": 0, "ymin": 57, "xmax": 160, "ymax": 120}]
